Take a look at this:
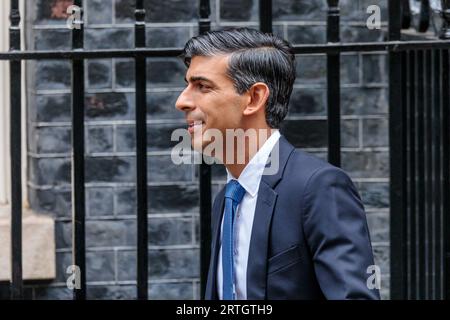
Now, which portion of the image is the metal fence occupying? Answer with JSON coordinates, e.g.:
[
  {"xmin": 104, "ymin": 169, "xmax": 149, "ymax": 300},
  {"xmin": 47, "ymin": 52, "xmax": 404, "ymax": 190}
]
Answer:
[{"xmin": 0, "ymin": 0, "xmax": 449, "ymax": 300}]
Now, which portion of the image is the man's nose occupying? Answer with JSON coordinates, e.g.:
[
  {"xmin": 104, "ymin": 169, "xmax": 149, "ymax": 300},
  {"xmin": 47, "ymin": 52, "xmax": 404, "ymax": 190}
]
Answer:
[{"xmin": 175, "ymin": 87, "xmax": 195, "ymax": 112}]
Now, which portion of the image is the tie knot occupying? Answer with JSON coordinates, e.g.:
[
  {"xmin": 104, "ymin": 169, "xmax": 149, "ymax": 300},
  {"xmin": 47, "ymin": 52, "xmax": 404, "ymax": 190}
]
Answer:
[{"xmin": 224, "ymin": 180, "xmax": 246, "ymax": 204}]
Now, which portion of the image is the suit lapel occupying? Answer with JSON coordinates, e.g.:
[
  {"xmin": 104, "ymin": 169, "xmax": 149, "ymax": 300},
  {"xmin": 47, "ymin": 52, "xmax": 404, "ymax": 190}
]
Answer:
[
  {"xmin": 205, "ymin": 135, "xmax": 295, "ymax": 300},
  {"xmin": 246, "ymin": 135, "xmax": 295, "ymax": 299},
  {"xmin": 246, "ymin": 181, "xmax": 278, "ymax": 299},
  {"xmin": 205, "ymin": 187, "xmax": 225, "ymax": 300}
]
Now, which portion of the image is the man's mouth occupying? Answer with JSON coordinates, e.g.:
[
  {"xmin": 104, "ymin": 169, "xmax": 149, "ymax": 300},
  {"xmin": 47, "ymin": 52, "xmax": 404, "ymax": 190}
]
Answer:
[{"xmin": 187, "ymin": 120, "xmax": 205, "ymax": 134}]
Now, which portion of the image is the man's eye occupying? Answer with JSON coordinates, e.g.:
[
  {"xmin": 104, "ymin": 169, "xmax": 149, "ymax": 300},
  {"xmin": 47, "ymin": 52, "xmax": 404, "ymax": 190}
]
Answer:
[{"xmin": 198, "ymin": 83, "xmax": 210, "ymax": 91}]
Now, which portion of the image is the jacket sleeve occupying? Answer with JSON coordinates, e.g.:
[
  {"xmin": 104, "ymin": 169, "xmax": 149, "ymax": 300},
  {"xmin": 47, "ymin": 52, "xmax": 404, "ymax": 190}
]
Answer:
[{"xmin": 302, "ymin": 166, "xmax": 381, "ymax": 300}]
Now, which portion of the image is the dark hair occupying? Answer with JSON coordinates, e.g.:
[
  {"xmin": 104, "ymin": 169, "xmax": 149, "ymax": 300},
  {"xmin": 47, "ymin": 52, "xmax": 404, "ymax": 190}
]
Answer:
[{"xmin": 181, "ymin": 27, "xmax": 296, "ymax": 129}]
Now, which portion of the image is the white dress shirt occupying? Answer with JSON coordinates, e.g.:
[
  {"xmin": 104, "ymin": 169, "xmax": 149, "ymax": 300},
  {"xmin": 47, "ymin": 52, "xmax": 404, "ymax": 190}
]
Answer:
[{"xmin": 217, "ymin": 130, "xmax": 281, "ymax": 300}]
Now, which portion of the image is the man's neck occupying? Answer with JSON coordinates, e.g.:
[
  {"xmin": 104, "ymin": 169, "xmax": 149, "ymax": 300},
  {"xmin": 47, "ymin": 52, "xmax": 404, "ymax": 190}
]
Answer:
[{"xmin": 224, "ymin": 127, "xmax": 277, "ymax": 179}]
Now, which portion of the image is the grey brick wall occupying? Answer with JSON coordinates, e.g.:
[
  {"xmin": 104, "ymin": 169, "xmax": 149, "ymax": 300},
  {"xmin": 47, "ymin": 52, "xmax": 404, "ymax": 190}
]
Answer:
[{"xmin": 21, "ymin": 0, "xmax": 390, "ymax": 299}]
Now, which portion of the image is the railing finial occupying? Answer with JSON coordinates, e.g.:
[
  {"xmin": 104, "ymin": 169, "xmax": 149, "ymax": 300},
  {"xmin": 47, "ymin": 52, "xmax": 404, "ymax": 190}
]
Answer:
[
  {"xmin": 440, "ymin": 0, "xmax": 450, "ymax": 39},
  {"xmin": 199, "ymin": 0, "xmax": 211, "ymax": 35},
  {"xmin": 9, "ymin": 0, "xmax": 21, "ymax": 51}
]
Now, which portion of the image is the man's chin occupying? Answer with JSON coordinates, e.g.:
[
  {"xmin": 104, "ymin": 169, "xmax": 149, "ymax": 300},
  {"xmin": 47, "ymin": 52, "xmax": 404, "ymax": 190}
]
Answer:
[{"xmin": 191, "ymin": 139, "xmax": 222, "ymax": 161}]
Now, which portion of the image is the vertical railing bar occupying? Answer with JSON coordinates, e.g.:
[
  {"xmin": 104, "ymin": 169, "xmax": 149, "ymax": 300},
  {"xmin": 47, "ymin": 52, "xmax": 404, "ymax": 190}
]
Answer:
[
  {"xmin": 441, "ymin": 48, "xmax": 450, "ymax": 299},
  {"xmin": 9, "ymin": 0, "xmax": 23, "ymax": 300},
  {"xmin": 389, "ymin": 0, "xmax": 407, "ymax": 300},
  {"xmin": 414, "ymin": 49, "xmax": 421, "ymax": 299},
  {"xmin": 424, "ymin": 49, "xmax": 433, "ymax": 299},
  {"xmin": 416, "ymin": 49, "xmax": 426, "ymax": 299},
  {"xmin": 259, "ymin": 0, "xmax": 272, "ymax": 34},
  {"xmin": 403, "ymin": 49, "xmax": 411, "ymax": 300},
  {"xmin": 198, "ymin": 0, "xmax": 211, "ymax": 300},
  {"xmin": 439, "ymin": 0, "xmax": 450, "ymax": 301},
  {"xmin": 135, "ymin": 0, "xmax": 148, "ymax": 300},
  {"xmin": 431, "ymin": 48, "xmax": 441, "ymax": 299},
  {"xmin": 71, "ymin": 0, "xmax": 86, "ymax": 300},
  {"xmin": 408, "ymin": 49, "xmax": 417, "ymax": 300},
  {"xmin": 326, "ymin": 0, "xmax": 341, "ymax": 167}
]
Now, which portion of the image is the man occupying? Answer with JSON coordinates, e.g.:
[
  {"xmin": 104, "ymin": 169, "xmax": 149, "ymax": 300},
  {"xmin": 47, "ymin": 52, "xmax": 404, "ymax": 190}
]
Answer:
[{"xmin": 175, "ymin": 27, "xmax": 380, "ymax": 300}]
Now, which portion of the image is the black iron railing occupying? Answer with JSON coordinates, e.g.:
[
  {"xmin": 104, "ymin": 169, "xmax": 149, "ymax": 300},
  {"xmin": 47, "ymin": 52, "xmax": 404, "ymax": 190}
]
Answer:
[{"xmin": 1, "ymin": 0, "xmax": 449, "ymax": 300}]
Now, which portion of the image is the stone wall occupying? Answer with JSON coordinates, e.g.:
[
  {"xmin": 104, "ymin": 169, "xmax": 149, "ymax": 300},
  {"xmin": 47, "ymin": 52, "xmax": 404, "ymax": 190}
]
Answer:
[{"xmin": 3, "ymin": 0, "xmax": 391, "ymax": 299}]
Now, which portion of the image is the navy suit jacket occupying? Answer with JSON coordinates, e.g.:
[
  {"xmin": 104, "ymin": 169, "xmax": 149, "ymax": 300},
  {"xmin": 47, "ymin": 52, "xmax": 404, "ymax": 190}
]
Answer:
[{"xmin": 205, "ymin": 135, "xmax": 380, "ymax": 300}]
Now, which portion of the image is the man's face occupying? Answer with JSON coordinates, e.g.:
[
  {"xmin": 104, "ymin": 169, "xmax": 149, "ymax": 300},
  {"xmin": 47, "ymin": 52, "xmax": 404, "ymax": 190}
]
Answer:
[{"xmin": 175, "ymin": 55, "xmax": 246, "ymax": 153}]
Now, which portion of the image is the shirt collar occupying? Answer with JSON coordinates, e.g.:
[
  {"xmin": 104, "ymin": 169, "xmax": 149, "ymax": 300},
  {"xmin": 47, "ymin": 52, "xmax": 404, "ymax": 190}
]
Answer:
[{"xmin": 226, "ymin": 130, "xmax": 281, "ymax": 198}]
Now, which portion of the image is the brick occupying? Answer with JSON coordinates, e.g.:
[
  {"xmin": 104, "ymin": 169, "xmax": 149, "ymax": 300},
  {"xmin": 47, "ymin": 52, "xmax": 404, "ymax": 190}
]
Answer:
[
  {"xmin": 144, "ymin": 0, "xmax": 198, "ymax": 23},
  {"xmin": 341, "ymin": 54, "xmax": 360, "ymax": 85},
  {"xmin": 87, "ymin": 126, "xmax": 114, "ymax": 154},
  {"xmin": 287, "ymin": 88, "xmax": 326, "ymax": 116},
  {"xmin": 341, "ymin": 151, "xmax": 389, "ymax": 179},
  {"xmin": 55, "ymin": 221, "xmax": 72, "ymax": 249},
  {"xmin": 363, "ymin": 118, "xmax": 389, "ymax": 147},
  {"xmin": 281, "ymin": 120, "xmax": 360, "ymax": 149},
  {"xmin": 149, "ymin": 217, "xmax": 193, "ymax": 246},
  {"xmin": 115, "ymin": 59, "xmax": 135, "ymax": 88},
  {"xmin": 116, "ymin": 123, "xmax": 185, "ymax": 152},
  {"xmin": 34, "ymin": 287, "xmax": 73, "ymax": 300},
  {"xmin": 29, "ymin": 157, "xmax": 71, "ymax": 186},
  {"xmin": 87, "ymin": 285, "xmax": 136, "ymax": 300},
  {"xmin": 372, "ymin": 244, "xmax": 390, "ymax": 275},
  {"xmin": 295, "ymin": 55, "xmax": 326, "ymax": 85},
  {"xmin": 85, "ymin": 156, "xmax": 136, "ymax": 183},
  {"xmin": 148, "ymin": 155, "xmax": 193, "ymax": 183},
  {"xmin": 32, "ymin": 94, "xmax": 71, "ymax": 122},
  {"xmin": 220, "ymin": 0, "xmax": 257, "ymax": 22},
  {"xmin": 366, "ymin": 212, "xmax": 389, "ymax": 243},
  {"xmin": 356, "ymin": 182, "xmax": 390, "ymax": 208},
  {"xmin": 341, "ymin": 25, "xmax": 386, "ymax": 43},
  {"xmin": 147, "ymin": 58, "xmax": 186, "ymax": 87},
  {"xmin": 149, "ymin": 282, "xmax": 194, "ymax": 300},
  {"xmin": 363, "ymin": 54, "xmax": 388, "ymax": 84},
  {"xmin": 88, "ymin": 187, "xmax": 114, "ymax": 217},
  {"xmin": 86, "ymin": 0, "xmax": 113, "ymax": 25},
  {"xmin": 273, "ymin": 0, "xmax": 327, "ymax": 21},
  {"xmin": 86, "ymin": 219, "xmax": 136, "ymax": 248},
  {"xmin": 28, "ymin": 187, "xmax": 72, "ymax": 217},
  {"xmin": 341, "ymin": 88, "xmax": 388, "ymax": 115},
  {"xmin": 115, "ymin": 0, "xmax": 199, "ymax": 23},
  {"xmin": 147, "ymin": 91, "xmax": 185, "ymax": 120},
  {"xmin": 115, "ymin": 58, "xmax": 192, "ymax": 88},
  {"xmin": 85, "ymin": 93, "xmax": 134, "ymax": 120},
  {"xmin": 86, "ymin": 250, "xmax": 115, "ymax": 282},
  {"xmin": 87, "ymin": 59, "xmax": 112, "ymax": 89},
  {"xmin": 116, "ymin": 184, "xmax": 199, "ymax": 215},
  {"xmin": 35, "ymin": 60, "xmax": 71, "ymax": 90},
  {"xmin": 114, "ymin": 0, "xmax": 134, "ymax": 23},
  {"xmin": 117, "ymin": 248, "xmax": 200, "ymax": 281},
  {"xmin": 54, "ymin": 251, "xmax": 72, "ymax": 283},
  {"xmin": 341, "ymin": 119, "xmax": 360, "ymax": 148},
  {"xmin": 34, "ymin": 29, "xmax": 71, "ymax": 51},
  {"xmin": 149, "ymin": 248, "xmax": 199, "ymax": 279},
  {"xmin": 30, "ymin": 126, "xmax": 72, "ymax": 154},
  {"xmin": 280, "ymin": 120, "xmax": 328, "ymax": 148},
  {"xmin": 339, "ymin": 0, "xmax": 388, "ymax": 22},
  {"xmin": 287, "ymin": 25, "xmax": 326, "ymax": 45},
  {"xmin": 146, "ymin": 27, "xmax": 191, "ymax": 48},
  {"xmin": 116, "ymin": 250, "xmax": 135, "ymax": 281},
  {"xmin": 85, "ymin": 28, "xmax": 133, "ymax": 50}
]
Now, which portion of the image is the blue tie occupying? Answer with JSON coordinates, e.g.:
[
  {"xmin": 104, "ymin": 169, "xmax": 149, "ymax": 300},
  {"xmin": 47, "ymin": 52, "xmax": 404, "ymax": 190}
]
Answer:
[{"xmin": 222, "ymin": 179, "xmax": 246, "ymax": 300}]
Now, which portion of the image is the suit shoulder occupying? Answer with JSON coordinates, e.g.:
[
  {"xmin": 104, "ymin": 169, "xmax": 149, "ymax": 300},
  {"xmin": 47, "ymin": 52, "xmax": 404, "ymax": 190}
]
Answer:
[{"xmin": 283, "ymin": 149, "xmax": 352, "ymax": 189}]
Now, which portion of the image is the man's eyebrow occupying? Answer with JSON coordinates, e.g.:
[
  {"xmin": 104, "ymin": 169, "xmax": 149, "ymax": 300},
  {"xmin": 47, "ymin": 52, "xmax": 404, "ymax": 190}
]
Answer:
[{"xmin": 184, "ymin": 76, "xmax": 217, "ymax": 86}]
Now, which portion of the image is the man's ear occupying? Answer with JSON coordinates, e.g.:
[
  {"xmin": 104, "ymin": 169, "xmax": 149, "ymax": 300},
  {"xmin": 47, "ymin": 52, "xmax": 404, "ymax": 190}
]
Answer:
[{"xmin": 242, "ymin": 82, "xmax": 270, "ymax": 116}]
